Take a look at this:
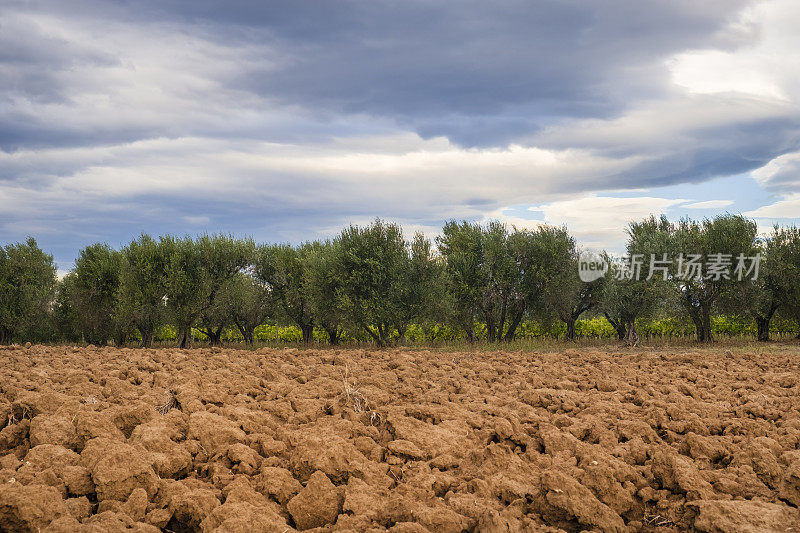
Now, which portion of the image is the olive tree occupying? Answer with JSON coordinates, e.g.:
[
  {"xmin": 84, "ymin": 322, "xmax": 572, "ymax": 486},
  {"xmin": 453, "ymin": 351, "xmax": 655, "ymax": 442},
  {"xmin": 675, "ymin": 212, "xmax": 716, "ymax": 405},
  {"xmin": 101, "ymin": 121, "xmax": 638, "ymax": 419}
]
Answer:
[
  {"xmin": 531, "ymin": 228, "xmax": 599, "ymax": 340},
  {"xmin": 335, "ymin": 219, "xmax": 411, "ymax": 347},
  {"xmin": 255, "ymin": 243, "xmax": 315, "ymax": 343},
  {"xmin": 477, "ymin": 222, "xmax": 520, "ymax": 342},
  {"xmin": 54, "ymin": 273, "xmax": 82, "ymax": 342},
  {"xmin": 507, "ymin": 225, "xmax": 576, "ymax": 341},
  {"xmin": 225, "ymin": 274, "xmax": 272, "ymax": 345},
  {"xmin": 199, "ymin": 272, "xmax": 271, "ymax": 345},
  {"xmin": 304, "ymin": 240, "xmax": 345, "ymax": 345},
  {"xmin": 734, "ymin": 236, "xmax": 780, "ymax": 341},
  {"xmin": 437, "ymin": 221, "xmax": 522, "ymax": 342},
  {"xmin": 0, "ymin": 238, "xmax": 57, "ymax": 344},
  {"xmin": 774, "ymin": 227, "xmax": 800, "ymax": 336},
  {"xmin": 601, "ymin": 216, "xmax": 673, "ymax": 344},
  {"xmin": 437, "ymin": 221, "xmax": 485, "ymax": 342},
  {"xmin": 438, "ymin": 221, "xmax": 579, "ymax": 342},
  {"xmin": 163, "ymin": 235, "xmax": 254, "ymax": 348},
  {"xmin": 119, "ymin": 234, "xmax": 170, "ymax": 347},
  {"xmin": 400, "ymin": 233, "xmax": 449, "ymax": 341},
  {"xmin": 70, "ymin": 243, "xmax": 128, "ymax": 345},
  {"xmin": 196, "ymin": 297, "xmax": 228, "ymax": 346},
  {"xmin": 670, "ymin": 215, "xmax": 758, "ymax": 342},
  {"xmin": 744, "ymin": 226, "xmax": 800, "ymax": 340},
  {"xmin": 160, "ymin": 236, "xmax": 206, "ymax": 348}
]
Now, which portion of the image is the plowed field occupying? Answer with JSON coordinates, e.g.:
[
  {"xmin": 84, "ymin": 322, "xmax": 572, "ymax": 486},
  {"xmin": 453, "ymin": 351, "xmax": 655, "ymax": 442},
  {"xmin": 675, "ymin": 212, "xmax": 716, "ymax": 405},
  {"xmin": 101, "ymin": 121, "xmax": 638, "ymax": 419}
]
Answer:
[{"xmin": 2, "ymin": 344, "xmax": 800, "ymax": 532}]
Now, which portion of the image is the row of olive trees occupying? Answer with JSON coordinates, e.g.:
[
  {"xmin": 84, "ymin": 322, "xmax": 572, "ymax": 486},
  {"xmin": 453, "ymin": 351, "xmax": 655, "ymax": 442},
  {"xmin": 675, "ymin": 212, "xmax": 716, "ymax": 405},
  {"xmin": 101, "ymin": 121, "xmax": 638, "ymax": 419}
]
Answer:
[
  {"xmin": 55, "ymin": 235, "xmax": 258, "ymax": 348},
  {"xmin": 0, "ymin": 221, "xmax": 588, "ymax": 347},
  {"xmin": 600, "ymin": 215, "xmax": 800, "ymax": 343},
  {"xmin": 46, "ymin": 224, "xmax": 435, "ymax": 347},
  {"xmin": 2, "ymin": 215, "xmax": 799, "ymax": 346}
]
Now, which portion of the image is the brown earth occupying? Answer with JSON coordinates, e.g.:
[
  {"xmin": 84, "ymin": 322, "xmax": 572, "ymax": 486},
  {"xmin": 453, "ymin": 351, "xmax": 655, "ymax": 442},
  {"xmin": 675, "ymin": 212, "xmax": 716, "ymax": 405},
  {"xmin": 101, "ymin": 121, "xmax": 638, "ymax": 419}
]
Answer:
[{"xmin": 1, "ymin": 344, "xmax": 800, "ymax": 532}]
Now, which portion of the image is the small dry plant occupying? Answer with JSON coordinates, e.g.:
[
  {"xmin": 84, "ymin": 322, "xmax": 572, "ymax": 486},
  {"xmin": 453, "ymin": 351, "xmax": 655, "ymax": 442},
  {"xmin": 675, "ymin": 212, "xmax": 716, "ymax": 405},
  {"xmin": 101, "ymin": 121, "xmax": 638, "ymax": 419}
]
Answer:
[
  {"xmin": 340, "ymin": 362, "xmax": 381, "ymax": 426},
  {"xmin": 643, "ymin": 507, "xmax": 677, "ymax": 528},
  {"xmin": 157, "ymin": 389, "xmax": 181, "ymax": 415}
]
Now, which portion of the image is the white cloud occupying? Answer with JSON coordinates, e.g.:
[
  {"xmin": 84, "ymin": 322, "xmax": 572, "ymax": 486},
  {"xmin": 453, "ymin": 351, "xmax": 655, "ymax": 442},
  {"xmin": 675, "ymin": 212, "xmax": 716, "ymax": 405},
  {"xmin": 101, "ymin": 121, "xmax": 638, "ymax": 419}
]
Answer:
[
  {"xmin": 751, "ymin": 150, "xmax": 800, "ymax": 187},
  {"xmin": 668, "ymin": 0, "xmax": 800, "ymax": 102},
  {"xmin": 0, "ymin": 134, "xmax": 648, "ymax": 232},
  {"xmin": 529, "ymin": 196, "xmax": 687, "ymax": 252},
  {"xmin": 744, "ymin": 193, "xmax": 800, "ymax": 218},
  {"xmin": 183, "ymin": 216, "xmax": 211, "ymax": 225},
  {"xmin": 668, "ymin": 50, "xmax": 788, "ymax": 101},
  {"xmin": 683, "ymin": 199, "xmax": 734, "ymax": 209},
  {"xmin": 2, "ymin": 0, "xmax": 800, "ymax": 267}
]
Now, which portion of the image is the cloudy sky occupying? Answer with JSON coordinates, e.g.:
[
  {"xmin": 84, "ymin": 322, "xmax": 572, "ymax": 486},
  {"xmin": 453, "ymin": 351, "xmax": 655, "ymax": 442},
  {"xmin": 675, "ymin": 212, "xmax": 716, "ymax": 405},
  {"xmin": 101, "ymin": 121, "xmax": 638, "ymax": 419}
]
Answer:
[{"xmin": 2, "ymin": 0, "xmax": 799, "ymax": 270}]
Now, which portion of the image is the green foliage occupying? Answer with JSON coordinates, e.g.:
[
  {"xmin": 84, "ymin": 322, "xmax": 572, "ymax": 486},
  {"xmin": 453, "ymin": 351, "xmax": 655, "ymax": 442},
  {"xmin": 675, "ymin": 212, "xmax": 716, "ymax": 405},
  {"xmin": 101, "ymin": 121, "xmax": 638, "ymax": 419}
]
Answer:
[
  {"xmin": 214, "ymin": 273, "xmax": 272, "ymax": 345},
  {"xmin": 404, "ymin": 233, "xmax": 449, "ymax": 328},
  {"xmin": 161, "ymin": 234, "xmax": 255, "ymax": 347},
  {"xmin": 54, "ymin": 273, "xmax": 81, "ymax": 342},
  {"xmin": 69, "ymin": 243, "xmax": 129, "ymax": 345},
  {"xmin": 601, "ymin": 217, "xmax": 673, "ymax": 342},
  {"xmin": 436, "ymin": 222, "xmax": 583, "ymax": 342},
  {"xmin": 304, "ymin": 240, "xmax": 345, "ymax": 344},
  {"xmin": 255, "ymin": 243, "xmax": 314, "ymax": 342},
  {"xmin": 672, "ymin": 214, "xmax": 758, "ymax": 341},
  {"xmin": 769, "ymin": 226, "xmax": 800, "ymax": 323},
  {"xmin": 0, "ymin": 237, "xmax": 57, "ymax": 344},
  {"xmin": 119, "ymin": 234, "xmax": 170, "ymax": 347},
  {"xmin": 437, "ymin": 220, "xmax": 486, "ymax": 341},
  {"xmin": 335, "ymin": 219, "xmax": 412, "ymax": 346},
  {"xmin": 3, "ymin": 216, "xmax": 800, "ymax": 347},
  {"xmin": 625, "ymin": 214, "xmax": 759, "ymax": 342},
  {"xmin": 530, "ymin": 226, "xmax": 598, "ymax": 340}
]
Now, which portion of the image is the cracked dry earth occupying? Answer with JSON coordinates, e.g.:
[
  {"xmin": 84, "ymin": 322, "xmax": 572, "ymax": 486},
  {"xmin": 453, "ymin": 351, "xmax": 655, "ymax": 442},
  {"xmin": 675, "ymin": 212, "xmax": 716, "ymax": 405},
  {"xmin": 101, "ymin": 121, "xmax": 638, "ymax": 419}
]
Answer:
[{"xmin": 2, "ymin": 345, "xmax": 800, "ymax": 532}]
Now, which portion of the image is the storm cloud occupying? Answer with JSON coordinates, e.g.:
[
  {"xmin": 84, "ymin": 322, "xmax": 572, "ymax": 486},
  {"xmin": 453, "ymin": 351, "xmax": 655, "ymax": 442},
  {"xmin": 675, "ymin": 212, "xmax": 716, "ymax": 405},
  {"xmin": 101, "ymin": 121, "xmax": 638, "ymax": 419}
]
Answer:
[{"xmin": 1, "ymin": 0, "xmax": 799, "ymax": 267}]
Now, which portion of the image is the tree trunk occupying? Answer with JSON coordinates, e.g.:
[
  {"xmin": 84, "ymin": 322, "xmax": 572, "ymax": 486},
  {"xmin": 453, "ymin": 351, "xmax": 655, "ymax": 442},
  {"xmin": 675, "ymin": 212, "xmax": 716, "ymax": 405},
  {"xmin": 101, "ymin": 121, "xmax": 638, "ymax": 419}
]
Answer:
[
  {"xmin": 301, "ymin": 323, "xmax": 314, "ymax": 344},
  {"xmin": 692, "ymin": 308, "xmax": 713, "ymax": 343},
  {"xmin": 138, "ymin": 325, "xmax": 154, "ymax": 348},
  {"xmin": 113, "ymin": 330, "xmax": 127, "ymax": 347},
  {"xmin": 204, "ymin": 327, "xmax": 222, "ymax": 346},
  {"xmin": 755, "ymin": 305, "xmax": 777, "ymax": 342},
  {"xmin": 397, "ymin": 325, "xmax": 406, "ymax": 345},
  {"xmin": 624, "ymin": 320, "xmax": 639, "ymax": 346},
  {"xmin": 498, "ymin": 300, "xmax": 507, "ymax": 343},
  {"xmin": 240, "ymin": 323, "xmax": 255, "ymax": 345},
  {"xmin": 378, "ymin": 322, "xmax": 389, "ymax": 347},
  {"xmin": 565, "ymin": 318, "xmax": 577, "ymax": 341},
  {"xmin": 462, "ymin": 318, "xmax": 476, "ymax": 343},
  {"xmin": 0, "ymin": 326, "xmax": 11, "ymax": 345},
  {"xmin": 178, "ymin": 326, "xmax": 192, "ymax": 349},
  {"xmin": 756, "ymin": 316, "xmax": 770, "ymax": 342},
  {"xmin": 605, "ymin": 314, "xmax": 626, "ymax": 340},
  {"xmin": 323, "ymin": 325, "xmax": 340, "ymax": 345},
  {"xmin": 503, "ymin": 309, "xmax": 524, "ymax": 342},
  {"xmin": 486, "ymin": 315, "xmax": 497, "ymax": 343}
]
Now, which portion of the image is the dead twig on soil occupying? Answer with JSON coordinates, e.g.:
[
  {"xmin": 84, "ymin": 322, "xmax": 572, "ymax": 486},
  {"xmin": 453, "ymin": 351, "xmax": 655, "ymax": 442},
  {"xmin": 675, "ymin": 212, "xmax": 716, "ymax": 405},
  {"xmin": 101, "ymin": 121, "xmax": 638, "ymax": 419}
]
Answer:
[
  {"xmin": 643, "ymin": 509, "xmax": 677, "ymax": 528},
  {"xmin": 342, "ymin": 362, "xmax": 366, "ymax": 413},
  {"xmin": 157, "ymin": 389, "xmax": 181, "ymax": 415},
  {"xmin": 340, "ymin": 362, "xmax": 382, "ymax": 426}
]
